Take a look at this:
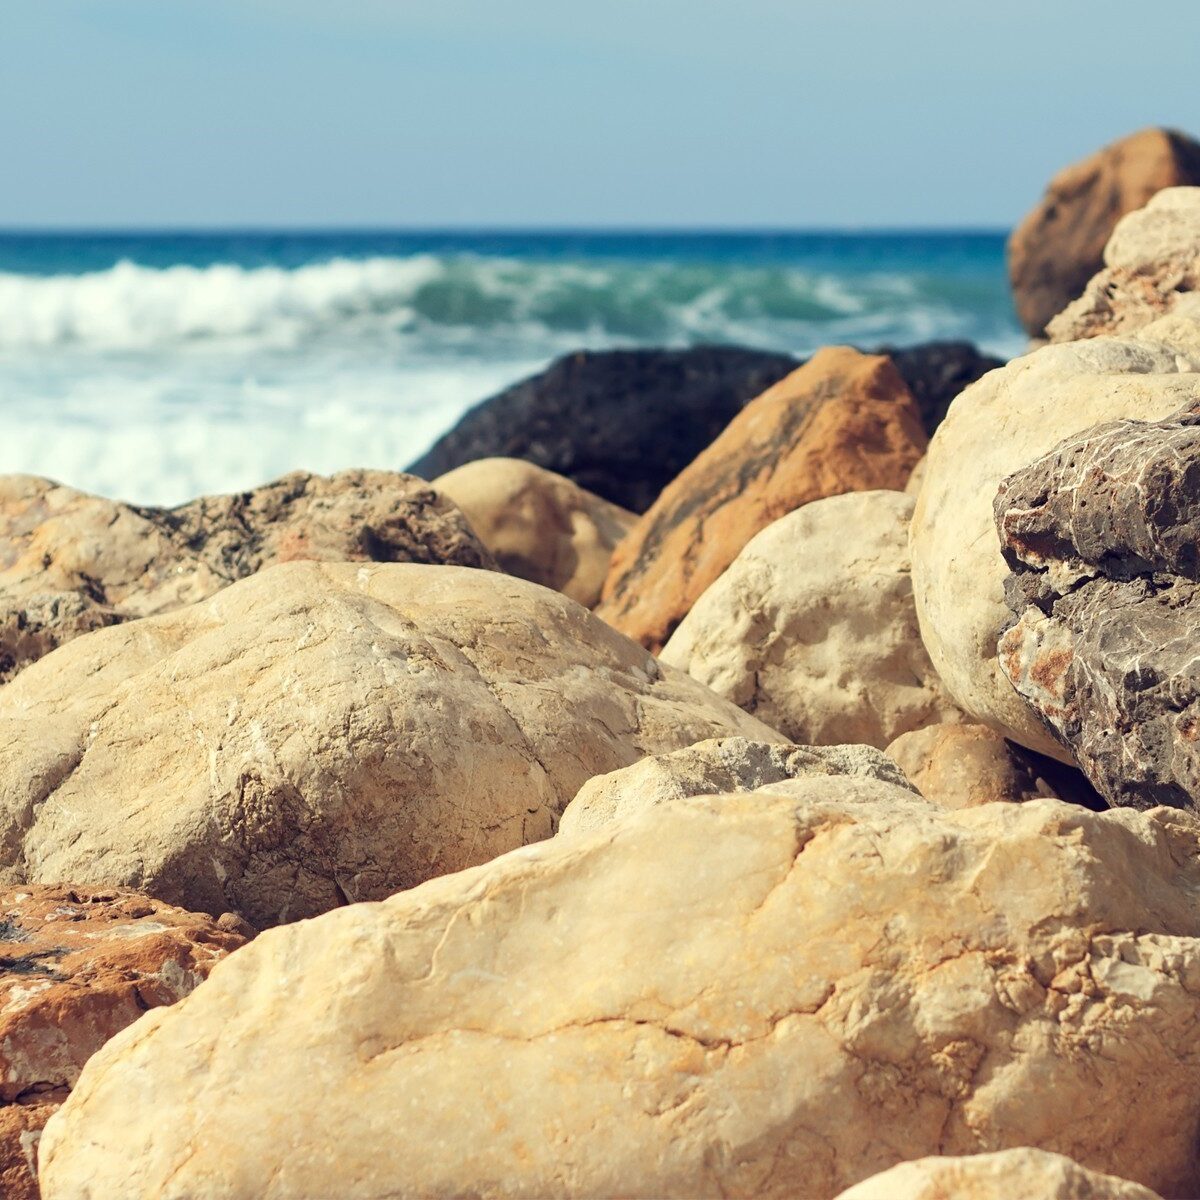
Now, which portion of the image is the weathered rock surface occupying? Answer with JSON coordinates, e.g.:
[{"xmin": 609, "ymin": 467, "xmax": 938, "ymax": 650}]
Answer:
[
  {"xmin": 834, "ymin": 1149, "xmax": 1162, "ymax": 1200},
  {"xmin": 1008, "ymin": 127, "xmax": 1200, "ymax": 337},
  {"xmin": 0, "ymin": 562, "xmax": 778, "ymax": 929},
  {"xmin": 599, "ymin": 348, "xmax": 927, "ymax": 652},
  {"xmin": 408, "ymin": 346, "xmax": 801, "ymax": 513},
  {"xmin": 38, "ymin": 788, "xmax": 1200, "ymax": 1199},
  {"xmin": 433, "ymin": 457, "xmax": 635, "ymax": 607},
  {"xmin": 1049, "ymin": 188, "xmax": 1200, "ymax": 343},
  {"xmin": 558, "ymin": 736, "xmax": 914, "ymax": 837},
  {"xmin": 885, "ymin": 723, "xmax": 1063, "ymax": 809},
  {"xmin": 995, "ymin": 402, "xmax": 1200, "ymax": 811},
  {"xmin": 0, "ymin": 885, "xmax": 248, "ymax": 1200},
  {"xmin": 0, "ymin": 469, "xmax": 495, "ymax": 684},
  {"xmin": 910, "ymin": 337, "xmax": 1200, "ymax": 757},
  {"xmin": 661, "ymin": 490, "xmax": 959, "ymax": 746},
  {"xmin": 876, "ymin": 340, "xmax": 1004, "ymax": 433}
]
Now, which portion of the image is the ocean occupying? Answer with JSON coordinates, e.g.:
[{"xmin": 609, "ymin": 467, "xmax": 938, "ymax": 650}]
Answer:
[{"xmin": 0, "ymin": 230, "xmax": 1022, "ymax": 505}]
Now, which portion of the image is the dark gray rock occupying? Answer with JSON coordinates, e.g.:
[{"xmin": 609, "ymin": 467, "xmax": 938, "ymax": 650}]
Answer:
[
  {"xmin": 995, "ymin": 402, "xmax": 1200, "ymax": 810},
  {"xmin": 876, "ymin": 341, "xmax": 1004, "ymax": 433}
]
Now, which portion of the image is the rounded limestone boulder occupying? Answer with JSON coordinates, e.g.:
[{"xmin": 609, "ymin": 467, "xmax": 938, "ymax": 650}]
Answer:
[
  {"xmin": 661, "ymin": 490, "xmax": 961, "ymax": 748},
  {"xmin": 38, "ymin": 787, "xmax": 1200, "ymax": 1199},
  {"xmin": 0, "ymin": 562, "xmax": 778, "ymax": 928},
  {"xmin": 909, "ymin": 337, "xmax": 1200, "ymax": 757},
  {"xmin": 834, "ymin": 1149, "xmax": 1161, "ymax": 1200},
  {"xmin": 433, "ymin": 457, "xmax": 635, "ymax": 607}
]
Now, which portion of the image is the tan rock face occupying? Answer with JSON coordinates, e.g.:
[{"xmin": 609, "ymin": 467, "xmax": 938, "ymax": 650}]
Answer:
[
  {"xmin": 909, "ymin": 337, "xmax": 1200, "ymax": 757},
  {"xmin": 1008, "ymin": 127, "xmax": 1200, "ymax": 337},
  {"xmin": 558, "ymin": 735, "xmax": 915, "ymax": 837},
  {"xmin": 0, "ymin": 885, "xmax": 248, "ymax": 1200},
  {"xmin": 661, "ymin": 491, "xmax": 961, "ymax": 748},
  {"xmin": 834, "ymin": 1149, "xmax": 1162, "ymax": 1200},
  {"xmin": 38, "ymin": 788, "xmax": 1200, "ymax": 1200},
  {"xmin": 885, "ymin": 723, "xmax": 1060, "ymax": 809},
  {"xmin": 433, "ymin": 457, "xmax": 635, "ymax": 607},
  {"xmin": 0, "ymin": 562, "xmax": 778, "ymax": 929},
  {"xmin": 0, "ymin": 469, "xmax": 496, "ymax": 684},
  {"xmin": 1048, "ymin": 188, "xmax": 1200, "ymax": 343},
  {"xmin": 596, "ymin": 347, "xmax": 927, "ymax": 652}
]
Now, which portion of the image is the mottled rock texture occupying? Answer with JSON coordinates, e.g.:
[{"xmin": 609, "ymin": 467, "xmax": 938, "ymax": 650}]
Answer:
[
  {"xmin": 996, "ymin": 403, "xmax": 1200, "ymax": 811},
  {"xmin": 1008, "ymin": 127, "xmax": 1200, "ymax": 337},
  {"xmin": 876, "ymin": 340, "xmax": 1004, "ymax": 433},
  {"xmin": 0, "ymin": 885, "xmax": 248, "ymax": 1200},
  {"xmin": 886, "ymin": 723, "xmax": 1064, "ymax": 810},
  {"xmin": 408, "ymin": 346, "xmax": 800, "ymax": 513},
  {"xmin": 910, "ymin": 338, "xmax": 1200, "ymax": 758},
  {"xmin": 0, "ymin": 469, "xmax": 495, "ymax": 684},
  {"xmin": 558, "ymin": 735, "xmax": 914, "ymax": 837},
  {"xmin": 433, "ymin": 457, "xmax": 634, "ymax": 607},
  {"xmin": 38, "ymin": 790, "xmax": 1200, "ymax": 1200},
  {"xmin": 834, "ymin": 1149, "xmax": 1161, "ymax": 1200},
  {"xmin": 0, "ymin": 562, "xmax": 778, "ymax": 929},
  {"xmin": 599, "ymin": 348, "xmax": 926, "ymax": 652},
  {"xmin": 661, "ymin": 490, "xmax": 960, "ymax": 747},
  {"xmin": 1049, "ymin": 188, "xmax": 1200, "ymax": 343}
]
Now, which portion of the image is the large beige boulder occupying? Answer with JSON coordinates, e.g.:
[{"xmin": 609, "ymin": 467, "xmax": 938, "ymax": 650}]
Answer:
[
  {"xmin": 433, "ymin": 457, "xmax": 635, "ymax": 607},
  {"xmin": 1008, "ymin": 127, "xmax": 1200, "ymax": 337},
  {"xmin": 1049, "ymin": 188, "xmax": 1200, "ymax": 344},
  {"xmin": 0, "ymin": 469, "xmax": 495, "ymax": 684},
  {"xmin": 661, "ymin": 491, "xmax": 962, "ymax": 748},
  {"xmin": 558, "ymin": 735, "xmax": 915, "ymax": 837},
  {"xmin": 834, "ymin": 1149, "xmax": 1161, "ymax": 1200},
  {"xmin": 39, "ymin": 787, "xmax": 1200, "ymax": 1199},
  {"xmin": 0, "ymin": 563, "xmax": 776, "ymax": 928},
  {"xmin": 910, "ymin": 337, "xmax": 1200, "ymax": 757},
  {"xmin": 0, "ymin": 885, "xmax": 248, "ymax": 1200}
]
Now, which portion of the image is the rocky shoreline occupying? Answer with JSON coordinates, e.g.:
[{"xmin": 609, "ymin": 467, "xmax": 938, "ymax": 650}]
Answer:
[{"xmin": 5, "ymin": 128, "xmax": 1200, "ymax": 1199}]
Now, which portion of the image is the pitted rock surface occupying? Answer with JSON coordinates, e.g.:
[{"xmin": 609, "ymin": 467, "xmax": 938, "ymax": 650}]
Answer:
[
  {"xmin": 1048, "ymin": 188, "xmax": 1200, "ymax": 344},
  {"xmin": 37, "ymin": 790, "xmax": 1200, "ymax": 1199},
  {"xmin": 0, "ymin": 562, "xmax": 779, "ymax": 929},
  {"xmin": 996, "ymin": 402, "xmax": 1200, "ymax": 810},
  {"xmin": 0, "ymin": 885, "xmax": 248, "ymax": 1200},
  {"xmin": 0, "ymin": 469, "xmax": 495, "ymax": 684}
]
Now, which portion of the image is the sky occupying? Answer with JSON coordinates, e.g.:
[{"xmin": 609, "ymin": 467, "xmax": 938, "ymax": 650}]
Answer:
[{"xmin": 3, "ymin": 0, "xmax": 1198, "ymax": 229}]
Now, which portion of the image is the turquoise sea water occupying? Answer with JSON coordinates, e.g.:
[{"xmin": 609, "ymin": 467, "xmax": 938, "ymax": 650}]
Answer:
[{"xmin": 0, "ymin": 230, "xmax": 1020, "ymax": 503}]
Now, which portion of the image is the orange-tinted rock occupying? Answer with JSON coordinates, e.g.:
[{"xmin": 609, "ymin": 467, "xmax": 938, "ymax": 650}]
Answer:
[
  {"xmin": 596, "ymin": 347, "xmax": 926, "ymax": 651},
  {"xmin": 1008, "ymin": 127, "xmax": 1200, "ymax": 337},
  {"xmin": 0, "ymin": 885, "xmax": 250, "ymax": 1200}
]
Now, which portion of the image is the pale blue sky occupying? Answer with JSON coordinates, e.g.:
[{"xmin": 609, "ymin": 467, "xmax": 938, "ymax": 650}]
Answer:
[{"xmin": 3, "ymin": 0, "xmax": 1197, "ymax": 228}]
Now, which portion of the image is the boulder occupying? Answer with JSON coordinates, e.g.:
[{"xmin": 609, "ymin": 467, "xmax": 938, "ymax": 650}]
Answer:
[
  {"xmin": 0, "ymin": 885, "xmax": 248, "ymax": 1200},
  {"xmin": 38, "ymin": 788, "xmax": 1200, "ymax": 1199},
  {"xmin": 558, "ymin": 735, "xmax": 915, "ymax": 837},
  {"xmin": 1008, "ymin": 127, "xmax": 1200, "ymax": 337},
  {"xmin": 995, "ymin": 401, "xmax": 1200, "ymax": 811},
  {"xmin": 0, "ymin": 562, "xmax": 778, "ymax": 929},
  {"xmin": 875, "ymin": 340, "xmax": 1004, "ymax": 433},
  {"xmin": 433, "ymin": 458, "xmax": 635, "ymax": 607},
  {"xmin": 407, "ymin": 346, "xmax": 800, "ymax": 513},
  {"xmin": 834, "ymin": 1149, "xmax": 1161, "ymax": 1200},
  {"xmin": 660, "ymin": 491, "xmax": 961, "ymax": 747},
  {"xmin": 885, "ymin": 723, "xmax": 1064, "ymax": 809},
  {"xmin": 598, "ymin": 348, "xmax": 927, "ymax": 652},
  {"xmin": 1048, "ymin": 188, "xmax": 1200, "ymax": 343},
  {"xmin": 909, "ymin": 337, "xmax": 1200, "ymax": 758},
  {"xmin": 0, "ymin": 470, "xmax": 495, "ymax": 685}
]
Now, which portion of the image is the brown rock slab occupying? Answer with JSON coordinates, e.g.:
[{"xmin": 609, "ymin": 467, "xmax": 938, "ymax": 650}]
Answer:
[
  {"xmin": 1008, "ymin": 127, "xmax": 1200, "ymax": 337},
  {"xmin": 433, "ymin": 457, "xmax": 635, "ymax": 607},
  {"xmin": 0, "ymin": 562, "xmax": 780, "ymax": 929},
  {"xmin": 0, "ymin": 469, "xmax": 496, "ymax": 684},
  {"xmin": 597, "ymin": 347, "xmax": 926, "ymax": 652},
  {"xmin": 996, "ymin": 401, "xmax": 1200, "ymax": 811},
  {"xmin": 0, "ymin": 884, "xmax": 248, "ymax": 1200},
  {"xmin": 37, "ymin": 789, "xmax": 1200, "ymax": 1199}
]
